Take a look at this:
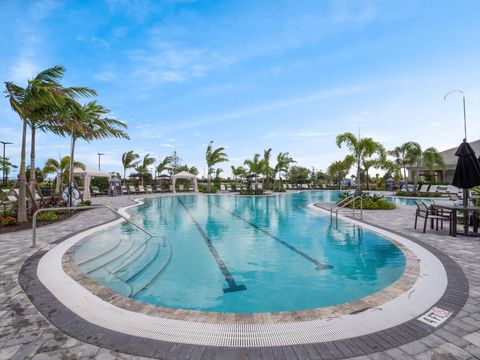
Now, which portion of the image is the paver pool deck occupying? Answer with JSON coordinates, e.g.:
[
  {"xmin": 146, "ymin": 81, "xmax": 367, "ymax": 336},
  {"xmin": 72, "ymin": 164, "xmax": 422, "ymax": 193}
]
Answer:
[{"xmin": 1, "ymin": 192, "xmax": 480, "ymax": 359}]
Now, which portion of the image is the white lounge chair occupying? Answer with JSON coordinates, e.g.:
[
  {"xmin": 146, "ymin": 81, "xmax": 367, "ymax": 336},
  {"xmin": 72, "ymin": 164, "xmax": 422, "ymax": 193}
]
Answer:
[
  {"xmin": 179, "ymin": 184, "xmax": 184, "ymax": 191},
  {"xmin": 121, "ymin": 186, "xmax": 128, "ymax": 195},
  {"xmin": 129, "ymin": 185, "xmax": 137, "ymax": 193},
  {"xmin": 155, "ymin": 185, "xmax": 163, "ymax": 192},
  {"xmin": 428, "ymin": 185, "xmax": 438, "ymax": 193},
  {"xmin": 288, "ymin": 184, "xmax": 293, "ymax": 190},
  {"xmin": 189, "ymin": 185, "xmax": 194, "ymax": 192},
  {"xmin": 419, "ymin": 185, "xmax": 429, "ymax": 192},
  {"xmin": 138, "ymin": 185, "xmax": 145, "ymax": 193},
  {"xmin": 226, "ymin": 184, "xmax": 232, "ymax": 192},
  {"xmin": 220, "ymin": 184, "xmax": 226, "ymax": 192},
  {"xmin": 146, "ymin": 185, "xmax": 153, "ymax": 193}
]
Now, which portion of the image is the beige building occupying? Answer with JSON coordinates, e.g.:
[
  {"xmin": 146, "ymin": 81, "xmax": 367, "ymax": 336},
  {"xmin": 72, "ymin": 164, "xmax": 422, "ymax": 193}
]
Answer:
[{"xmin": 407, "ymin": 139, "xmax": 480, "ymax": 184}]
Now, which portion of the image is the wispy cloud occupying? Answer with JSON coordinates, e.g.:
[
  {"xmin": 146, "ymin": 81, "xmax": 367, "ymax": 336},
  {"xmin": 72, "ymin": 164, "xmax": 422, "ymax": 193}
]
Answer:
[{"xmin": 94, "ymin": 71, "xmax": 117, "ymax": 82}]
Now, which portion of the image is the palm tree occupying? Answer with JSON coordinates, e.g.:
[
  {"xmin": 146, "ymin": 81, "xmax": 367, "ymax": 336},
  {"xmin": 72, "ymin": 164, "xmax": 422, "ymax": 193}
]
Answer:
[
  {"xmin": 336, "ymin": 132, "xmax": 384, "ymax": 193},
  {"xmin": 231, "ymin": 165, "xmax": 246, "ymax": 183},
  {"xmin": 407, "ymin": 144, "xmax": 445, "ymax": 190},
  {"xmin": 262, "ymin": 148, "xmax": 273, "ymax": 190},
  {"xmin": 61, "ymin": 100, "xmax": 129, "ymax": 204},
  {"xmin": 5, "ymin": 66, "xmax": 95, "ymax": 221},
  {"xmin": 244, "ymin": 153, "xmax": 263, "ymax": 192},
  {"xmin": 327, "ymin": 160, "xmax": 352, "ymax": 189},
  {"xmin": 388, "ymin": 142, "xmax": 419, "ymax": 193},
  {"xmin": 155, "ymin": 156, "xmax": 173, "ymax": 179},
  {"xmin": 135, "ymin": 154, "xmax": 156, "ymax": 186},
  {"xmin": 43, "ymin": 156, "xmax": 85, "ymax": 193},
  {"xmin": 121, "ymin": 150, "xmax": 140, "ymax": 185},
  {"xmin": 273, "ymin": 152, "xmax": 295, "ymax": 191},
  {"xmin": 205, "ymin": 141, "xmax": 228, "ymax": 192}
]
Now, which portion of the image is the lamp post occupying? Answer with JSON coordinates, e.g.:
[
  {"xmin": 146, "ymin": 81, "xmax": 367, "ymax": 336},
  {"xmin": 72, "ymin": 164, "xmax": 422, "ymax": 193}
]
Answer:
[
  {"xmin": 0, "ymin": 141, "xmax": 13, "ymax": 184},
  {"xmin": 97, "ymin": 153, "xmax": 105, "ymax": 171},
  {"xmin": 444, "ymin": 90, "xmax": 467, "ymax": 141}
]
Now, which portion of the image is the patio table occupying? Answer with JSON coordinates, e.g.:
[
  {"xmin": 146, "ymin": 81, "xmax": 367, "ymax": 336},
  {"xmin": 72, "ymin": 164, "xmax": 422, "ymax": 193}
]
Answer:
[{"xmin": 432, "ymin": 203, "xmax": 480, "ymax": 237}]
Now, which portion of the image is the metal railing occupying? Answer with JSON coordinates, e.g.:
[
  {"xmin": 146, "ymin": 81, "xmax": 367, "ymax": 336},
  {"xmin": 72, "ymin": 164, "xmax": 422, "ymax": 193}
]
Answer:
[
  {"xmin": 32, "ymin": 204, "xmax": 154, "ymax": 248},
  {"xmin": 330, "ymin": 195, "xmax": 363, "ymax": 222}
]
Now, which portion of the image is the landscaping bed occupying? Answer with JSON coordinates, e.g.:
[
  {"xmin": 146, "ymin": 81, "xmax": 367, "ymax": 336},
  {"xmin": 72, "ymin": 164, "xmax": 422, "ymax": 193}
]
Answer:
[{"xmin": 0, "ymin": 212, "xmax": 75, "ymax": 235}]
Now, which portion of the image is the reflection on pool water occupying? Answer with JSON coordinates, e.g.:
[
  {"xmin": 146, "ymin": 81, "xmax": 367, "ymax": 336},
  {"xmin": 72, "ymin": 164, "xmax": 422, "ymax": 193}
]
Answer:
[{"xmin": 75, "ymin": 192, "xmax": 406, "ymax": 313}]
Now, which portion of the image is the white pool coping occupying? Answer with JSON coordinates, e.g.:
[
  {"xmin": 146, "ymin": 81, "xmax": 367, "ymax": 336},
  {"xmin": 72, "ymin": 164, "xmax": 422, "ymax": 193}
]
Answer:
[{"xmin": 36, "ymin": 198, "xmax": 448, "ymax": 347}]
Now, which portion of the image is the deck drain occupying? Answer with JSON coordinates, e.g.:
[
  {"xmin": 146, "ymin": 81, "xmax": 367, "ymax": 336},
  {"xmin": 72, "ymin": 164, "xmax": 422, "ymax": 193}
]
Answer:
[{"xmin": 417, "ymin": 307, "xmax": 452, "ymax": 327}]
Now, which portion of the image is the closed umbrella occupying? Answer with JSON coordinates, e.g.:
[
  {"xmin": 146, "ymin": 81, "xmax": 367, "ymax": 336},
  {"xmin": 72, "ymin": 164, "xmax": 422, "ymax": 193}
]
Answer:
[{"xmin": 452, "ymin": 140, "xmax": 480, "ymax": 206}]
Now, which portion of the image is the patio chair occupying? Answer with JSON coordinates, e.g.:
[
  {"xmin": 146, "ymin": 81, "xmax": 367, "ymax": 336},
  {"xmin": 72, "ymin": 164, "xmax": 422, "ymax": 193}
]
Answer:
[
  {"xmin": 146, "ymin": 185, "xmax": 153, "ymax": 193},
  {"xmin": 121, "ymin": 186, "xmax": 128, "ymax": 195},
  {"xmin": 414, "ymin": 200, "xmax": 450, "ymax": 233},
  {"xmin": 179, "ymin": 184, "xmax": 184, "ymax": 192},
  {"xmin": 91, "ymin": 186, "xmax": 101, "ymax": 197},
  {"xmin": 288, "ymin": 184, "xmax": 293, "ymax": 190},
  {"xmin": 226, "ymin": 184, "xmax": 232, "ymax": 192},
  {"xmin": 220, "ymin": 184, "xmax": 227, "ymax": 192},
  {"xmin": 138, "ymin": 185, "xmax": 145, "ymax": 193},
  {"xmin": 169, "ymin": 184, "xmax": 173, "ymax": 192},
  {"xmin": 155, "ymin": 185, "xmax": 163, "ymax": 193},
  {"xmin": 257, "ymin": 183, "xmax": 263, "ymax": 190},
  {"xmin": 236, "ymin": 184, "xmax": 243, "ymax": 192},
  {"xmin": 129, "ymin": 185, "xmax": 137, "ymax": 194},
  {"xmin": 419, "ymin": 184, "xmax": 429, "ymax": 193},
  {"xmin": 428, "ymin": 185, "xmax": 438, "ymax": 193},
  {"xmin": 189, "ymin": 185, "xmax": 194, "ymax": 192}
]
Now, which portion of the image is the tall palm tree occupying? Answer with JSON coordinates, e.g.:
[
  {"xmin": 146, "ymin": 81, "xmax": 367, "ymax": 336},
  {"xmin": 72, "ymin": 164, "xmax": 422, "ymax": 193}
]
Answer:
[
  {"xmin": 43, "ymin": 156, "xmax": 85, "ymax": 193},
  {"xmin": 61, "ymin": 100, "xmax": 129, "ymax": 204},
  {"xmin": 205, "ymin": 141, "xmax": 228, "ymax": 192},
  {"xmin": 244, "ymin": 153, "xmax": 263, "ymax": 192},
  {"xmin": 121, "ymin": 150, "xmax": 140, "ymax": 185},
  {"xmin": 262, "ymin": 148, "xmax": 273, "ymax": 190},
  {"xmin": 336, "ymin": 132, "xmax": 384, "ymax": 193},
  {"xmin": 4, "ymin": 65, "xmax": 95, "ymax": 221},
  {"xmin": 135, "ymin": 154, "xmax": 156, "ymax": 186},
  {"xmin": 155, "ymin": 156, "xmax": 173, "ymax": 179},
  {"xmin": 273, "ymin": 152, "xmax": 295, "ymax": 191},
  {"xmin": 231, "ymin": 165, "xmax": 246, "ymax": 183}
]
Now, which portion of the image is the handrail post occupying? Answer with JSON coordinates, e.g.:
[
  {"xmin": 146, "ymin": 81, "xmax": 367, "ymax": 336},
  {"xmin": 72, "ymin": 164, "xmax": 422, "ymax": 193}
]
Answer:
[{"xmin": 32, "ymin": 204, "xmax": 154, "ymax": 248}]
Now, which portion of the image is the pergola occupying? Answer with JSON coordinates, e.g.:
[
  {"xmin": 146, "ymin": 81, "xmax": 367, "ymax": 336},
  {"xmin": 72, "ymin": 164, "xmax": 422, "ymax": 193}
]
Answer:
[
  {"xmin": 72, "ymin": 167, "xmax": 111, "ymax": 199},
  {"xmin": 171, "ymin": 171, "xmax": 198, "ymax": 193}
]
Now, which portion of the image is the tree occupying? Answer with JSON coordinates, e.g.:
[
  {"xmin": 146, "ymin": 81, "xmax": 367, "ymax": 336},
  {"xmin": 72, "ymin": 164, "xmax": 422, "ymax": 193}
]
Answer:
[
  {"xmin": 231, "ymin": 165, "xmax": 247, "ymax": 183},
  {"xmin": 205, "ymin": 141, "xmax": 228, "ymax": 192},
  {"xmin": 4, "ymin": 66, "xmax": 95, "ymax": 221},
  {"xmin": 389, "ymin": 142, "xmax": 419, "ymax": 193},
  {"xmin": 273, "ymin": 152, "xmax": 295, "ymax": 191},
  {"xmin": 62, "ymin": 100, "xmax": 128, "ymax": 205},
  {"xmin": 288, "ymin": 165, "xmax": 311, "ymax": 184},
  {"xmin": 121, "ymin": 150, "xmax": 140, "ymax": 185},
  {"xmin": 135, "ymin": 154, "xmax": 156, "ymax": 186},
  {"xmin": 262, "ymin": 148, "xmax": 273, "ymax": 190},
  {"xmin": 244, "ymin": 153, "xmax": 263, "ymax": 191},
  {"xmin": 0, "ymin": 157, "xmax": 17, "ymax": 184},
  {"xmin": 327, "ymin": 160, "xmax": 352, "ymax": 189},
  {"xmin": 155, "ymin": 156, "xmax": 173, "ymax": 179},
  {"xmin": 336, "ymin": 132, "xmax": 384, "ymax": 193},
  {"xmin": 43, "ymin": 156, "xmax": 85, "ymax": 193},
  {"xmin": 407, "ymin": 144, "xmax": 444, "ymax": 190},
  {"xmin": 169, "ymin": 151, "xmax": 182, "ymax": 175}
]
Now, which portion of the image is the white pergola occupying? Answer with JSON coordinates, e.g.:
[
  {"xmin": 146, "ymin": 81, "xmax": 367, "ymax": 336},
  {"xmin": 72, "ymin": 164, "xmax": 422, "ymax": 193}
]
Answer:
[
  {"xmin": 171, "ymin": 171, "xmax": 198, "ymax": 193},
  {"xmin": 72, "ymin": 167, "xmax": 111, "ymax": 199}
]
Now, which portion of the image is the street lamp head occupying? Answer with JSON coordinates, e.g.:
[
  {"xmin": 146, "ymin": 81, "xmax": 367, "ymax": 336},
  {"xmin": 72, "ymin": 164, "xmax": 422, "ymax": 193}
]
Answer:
[
  {"xmin": 0, "ymin": 141, "xmax": 13, "ymax": 145},
  {"xmin": 97, "ymin": 152, "xmax": 105, "ymax": 156},
  {"xmin": 444, "ymin": 89, "xmax": 465, "ymax": 101}
]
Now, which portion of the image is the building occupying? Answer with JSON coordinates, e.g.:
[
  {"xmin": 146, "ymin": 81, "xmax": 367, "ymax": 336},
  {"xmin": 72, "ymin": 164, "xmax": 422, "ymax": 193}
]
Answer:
[{"xmin": 407, "ymin": 139, "xmax": 480, "ymax": 184}]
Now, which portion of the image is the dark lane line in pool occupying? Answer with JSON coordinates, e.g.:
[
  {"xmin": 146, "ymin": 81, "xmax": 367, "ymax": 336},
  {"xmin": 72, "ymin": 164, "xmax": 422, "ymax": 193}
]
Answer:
[
  {"xmin": 208, "ymin": 200, "xmax": 333, "ymax": 271},
  {"xmin": 176, "ymin": 198, "xmax": 247, "ymax": 293}
]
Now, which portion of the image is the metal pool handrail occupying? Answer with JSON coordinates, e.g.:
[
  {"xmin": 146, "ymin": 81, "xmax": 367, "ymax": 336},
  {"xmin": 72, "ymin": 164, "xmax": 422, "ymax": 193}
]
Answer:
[
  {"xmin": 32, "ymin": 205, "xmax": 154, "ymax": 248},
  {"xmin": 330, "ymin": 194, "xmax": 354, "ymax": 219},
  {"xmin": 331, "ymin": 196, "xmax": 363, "ymax": 223}
]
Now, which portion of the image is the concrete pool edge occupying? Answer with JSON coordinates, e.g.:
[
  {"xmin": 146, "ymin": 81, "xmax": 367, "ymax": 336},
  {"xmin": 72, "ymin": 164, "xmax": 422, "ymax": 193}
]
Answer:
[{"xmin": 18, "ymin": 195, "xmax": 468, "ymax": 354}]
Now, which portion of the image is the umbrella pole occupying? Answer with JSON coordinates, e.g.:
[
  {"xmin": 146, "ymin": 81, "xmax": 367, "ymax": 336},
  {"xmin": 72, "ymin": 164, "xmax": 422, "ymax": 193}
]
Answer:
[{"xmin": 464, "ymin": 188, "xmax": 469, "ymax": 235}]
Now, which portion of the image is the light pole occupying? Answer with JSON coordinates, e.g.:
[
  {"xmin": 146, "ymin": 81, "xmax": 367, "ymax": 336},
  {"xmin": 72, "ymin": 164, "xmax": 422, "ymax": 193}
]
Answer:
[
  {"xmin": 0, "ymin": 141, "xmax": 13, "ymax": 184},
  {"xmin": 97, "ymin": 153, "xmax": 105, "ymax": 171},
  {"xmin": 444, "ymin": 90, "xmax": 467, "ymax": 141}
]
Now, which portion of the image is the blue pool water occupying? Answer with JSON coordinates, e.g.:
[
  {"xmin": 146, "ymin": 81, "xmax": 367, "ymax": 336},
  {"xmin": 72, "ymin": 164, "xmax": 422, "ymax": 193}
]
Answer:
[{"xmin": 75, "ymin": 192, "xmax": 406, "ymax": 313}]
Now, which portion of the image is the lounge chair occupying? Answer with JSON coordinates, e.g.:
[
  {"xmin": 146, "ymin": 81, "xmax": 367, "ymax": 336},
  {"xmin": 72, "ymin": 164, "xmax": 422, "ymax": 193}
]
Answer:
[
  {"xmin": 189, "ymin": 185, "xmax": 194, "ymax": 192},
  {"xmin": 288, "ymin": 184, "xmax": 293, "ymax": 190},
  {"xmin": 236, "ymin": 184, "xmax": 243, "ymax": 191},
  {"xmin": 169, "ymin": 184, "xmax": 173, "ymax": 192},
  {"xmin": 121, "ymin": 186, "xmax": 128, "ymax": 195},
  {"xmin": 146, "ymin": 185, "xmax": 153, "ymax": 193},
  {"xmin": 179, "ymin": 184, "xmax": 184, "ymax": 192},
  {"xmin": 283, "ymin": 183, "xmax": 288, "ymax": 190},
  {"xmin": 419, "ymin": 185, "xmax": 429, "ymax": 193},
  {"xmin": 155, "ymin": 185, "xmax": 163, "ymax": 192},
  {"xmin": 129, "ymin": 185, "xmax": 137, "ymax": 194},
  {"xmin": 219, "ymin": 184, "xmax": 227, "ymax": 192},
  {"xmin": 226, "ymin": 184, "xmax": 232, "ymax": 192},
  {"xmin": 257, "ymin": 183, "xmax": 263, "ymax": 190},
  {"xmin": 137, "ymin": 185, "xmax": 145, "ymax": 193},
  {"xmin": 428, "ymin": 185, "xmax": 438, "ymax": 193},
  {"xmin": 91, "ymin": 186, "xmax": 106, "ymax": 197}
]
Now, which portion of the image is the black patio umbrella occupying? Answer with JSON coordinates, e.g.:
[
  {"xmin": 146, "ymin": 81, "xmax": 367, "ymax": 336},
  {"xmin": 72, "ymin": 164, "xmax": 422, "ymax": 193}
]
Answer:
[{"xmin": 452, "ymin": 140, "xmax": 480, "ymax": 206}]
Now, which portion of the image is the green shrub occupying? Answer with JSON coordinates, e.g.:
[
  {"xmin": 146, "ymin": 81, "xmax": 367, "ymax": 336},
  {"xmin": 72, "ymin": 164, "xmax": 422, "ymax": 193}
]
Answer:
[
  {"xmin": 395, "ymin": 191, "xmax": 442, "ymax": 198},
  {"xmin": 37, "ymin": 211, "xmax": 59, "ymax": 221},
  {"xmin": 0, "ymin": 215, "xmax": 17, "ymax": 226},
  {"xmin": 337, "ymin": 192, "xmax": 395, "ymax": 210},
  {"xmin": 77, "ymin": 200, "xmax": 92, "ymax": 206}
]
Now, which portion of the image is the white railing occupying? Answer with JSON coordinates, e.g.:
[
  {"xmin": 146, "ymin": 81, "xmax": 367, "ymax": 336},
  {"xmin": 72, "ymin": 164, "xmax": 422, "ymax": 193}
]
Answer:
[{"xmin": 32, "ymin": 205, "xmax": 154, "ymax": 248}]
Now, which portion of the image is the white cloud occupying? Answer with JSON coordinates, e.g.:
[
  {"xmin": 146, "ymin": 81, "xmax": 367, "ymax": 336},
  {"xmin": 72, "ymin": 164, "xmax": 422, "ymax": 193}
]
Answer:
[
  {"xmin": 93, "ymin": 71, "xmax": 117, "ymax": 81},
  {"xmin": 9, "ymin": 60, "xmax": 39, "ymax": 83}
]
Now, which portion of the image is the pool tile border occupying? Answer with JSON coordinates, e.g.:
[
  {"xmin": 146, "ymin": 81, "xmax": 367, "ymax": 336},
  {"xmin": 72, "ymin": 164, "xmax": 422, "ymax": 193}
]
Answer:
[{"xmin": 18, "ymin": 204, "xmax": 469, "ymax": 359}]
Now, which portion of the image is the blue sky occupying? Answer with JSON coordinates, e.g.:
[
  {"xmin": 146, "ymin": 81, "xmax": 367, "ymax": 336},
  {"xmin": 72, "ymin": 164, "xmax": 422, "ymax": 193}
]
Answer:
[{"xmin": 1, "ymin": 0, "xmax": 480, "ymax": 178}]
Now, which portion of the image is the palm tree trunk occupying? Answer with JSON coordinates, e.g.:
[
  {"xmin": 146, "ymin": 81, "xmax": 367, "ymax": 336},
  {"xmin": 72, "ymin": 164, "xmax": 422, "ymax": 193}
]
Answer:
[
  {"xmin": 414, "ymin": 162, "xmax": 420, "ymax": 193},
  {"xmin": 29, "ymin": 126, "xmax": 37, "ymax": 203},
  {"xmin": 402, "ymin": 165, "xmax": 409, "ymax": 193},
  {"xmin": 356, "ymin": 159, "xmax": 361, "ymax": 193},
  {"xmin": 17, "ymin": 121, "xmax": 28, "ymax": 222},
  {"xmin": 123, "ymin": 168, "xmax": 127, "ymax": 185},
  {"xmin": 68, "ymin": 134, "xmax": 76, "ymax": 207}
]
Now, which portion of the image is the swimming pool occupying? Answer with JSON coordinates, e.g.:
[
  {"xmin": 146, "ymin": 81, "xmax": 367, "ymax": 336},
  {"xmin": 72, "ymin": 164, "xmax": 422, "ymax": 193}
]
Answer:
[{"xmin": 75, "ymin": 192, "xmax": 406, "ymax": 313}]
